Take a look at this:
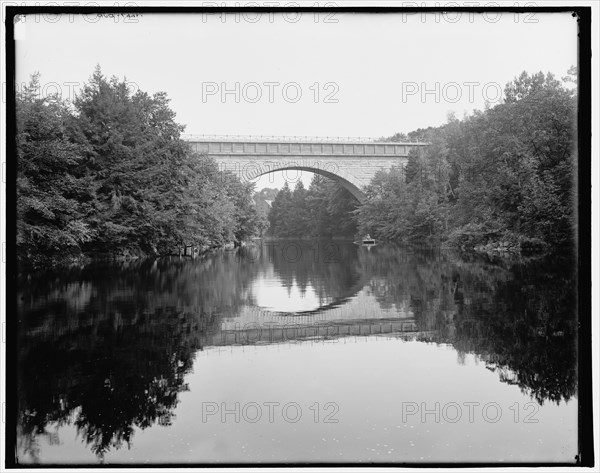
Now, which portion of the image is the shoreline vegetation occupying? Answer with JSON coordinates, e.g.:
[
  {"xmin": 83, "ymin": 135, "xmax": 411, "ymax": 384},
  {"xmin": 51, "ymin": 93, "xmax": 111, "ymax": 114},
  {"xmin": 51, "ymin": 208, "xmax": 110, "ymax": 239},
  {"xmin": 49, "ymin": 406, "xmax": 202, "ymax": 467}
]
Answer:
[
  {"xmin": 17, "ymin": 66, "xmax": 577, "ymax": 270},
  {"xmin": 355, "ymin": 68, "xmax": 577, "ymax": 257},
  {"xmin": 267, "ymin": 68, "xmax": 577, "ymax": 259},
  {"xmin": 17, "ymin": 66, "xmax": 268, "ymax": 270}
]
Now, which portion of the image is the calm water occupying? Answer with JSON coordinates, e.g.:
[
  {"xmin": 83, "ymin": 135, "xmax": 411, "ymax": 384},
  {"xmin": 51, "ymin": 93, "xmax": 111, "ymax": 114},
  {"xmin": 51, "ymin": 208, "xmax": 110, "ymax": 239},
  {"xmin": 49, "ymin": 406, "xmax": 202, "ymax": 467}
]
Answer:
[{"xmin": 15, "ymin": 242, "xmax": 578, "ymax": 464}]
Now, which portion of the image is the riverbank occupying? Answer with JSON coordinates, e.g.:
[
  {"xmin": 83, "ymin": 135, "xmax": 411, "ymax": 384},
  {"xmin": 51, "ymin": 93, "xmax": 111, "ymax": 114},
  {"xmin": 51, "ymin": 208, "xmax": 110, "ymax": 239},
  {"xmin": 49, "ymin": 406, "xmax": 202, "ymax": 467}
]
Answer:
[
  {"xmin": 17, "ymin": 242, "xmax": 239, "ymax": 272},
  {"xmin": 18, "ymin": 233, "xmax": 566, "ymax": 272}
]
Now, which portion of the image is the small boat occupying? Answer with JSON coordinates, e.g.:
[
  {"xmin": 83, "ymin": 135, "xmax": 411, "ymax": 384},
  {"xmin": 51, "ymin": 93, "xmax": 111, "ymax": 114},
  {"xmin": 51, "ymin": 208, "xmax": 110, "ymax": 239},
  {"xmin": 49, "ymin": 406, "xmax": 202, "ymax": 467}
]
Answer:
[{"xmin": 362, "ymin": 234, "xmax": 376, "ymax": 245}]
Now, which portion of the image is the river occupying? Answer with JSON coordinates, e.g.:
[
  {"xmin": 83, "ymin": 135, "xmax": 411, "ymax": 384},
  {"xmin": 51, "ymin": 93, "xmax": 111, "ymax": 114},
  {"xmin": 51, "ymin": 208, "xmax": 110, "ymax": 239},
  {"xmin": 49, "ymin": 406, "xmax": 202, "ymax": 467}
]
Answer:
[{"xmin": 15, "ymin": 241, "xmax": 578, "ymax": 464}]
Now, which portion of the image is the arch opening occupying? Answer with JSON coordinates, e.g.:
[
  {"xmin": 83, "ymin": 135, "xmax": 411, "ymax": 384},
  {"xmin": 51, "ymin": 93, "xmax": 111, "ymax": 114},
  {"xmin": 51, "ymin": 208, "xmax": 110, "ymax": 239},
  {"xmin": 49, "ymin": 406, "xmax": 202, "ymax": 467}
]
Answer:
[{"xmin": 242, "ymin": 165, "xmax": 366, "ymax": 203}]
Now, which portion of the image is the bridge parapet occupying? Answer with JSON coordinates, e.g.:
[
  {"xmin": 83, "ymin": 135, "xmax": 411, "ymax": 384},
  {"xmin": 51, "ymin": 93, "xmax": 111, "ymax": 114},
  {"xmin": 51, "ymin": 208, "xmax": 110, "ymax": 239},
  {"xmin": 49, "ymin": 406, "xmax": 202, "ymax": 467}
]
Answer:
[
  {"xmin": 184, "ymin": 136, "xmax": 427, "ymax": 158},
  {"xmin": 182, "ymin": 134, "xmax": 428, "ymax": 144}
]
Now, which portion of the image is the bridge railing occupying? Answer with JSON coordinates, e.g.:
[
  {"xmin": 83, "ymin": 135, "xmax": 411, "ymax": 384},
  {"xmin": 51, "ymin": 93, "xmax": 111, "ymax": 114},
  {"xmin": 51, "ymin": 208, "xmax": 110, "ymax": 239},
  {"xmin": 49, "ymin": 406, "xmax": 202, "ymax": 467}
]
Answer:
[{"xmin": 181, "ymin": 134, "xmax": 425, "ymax": 143}]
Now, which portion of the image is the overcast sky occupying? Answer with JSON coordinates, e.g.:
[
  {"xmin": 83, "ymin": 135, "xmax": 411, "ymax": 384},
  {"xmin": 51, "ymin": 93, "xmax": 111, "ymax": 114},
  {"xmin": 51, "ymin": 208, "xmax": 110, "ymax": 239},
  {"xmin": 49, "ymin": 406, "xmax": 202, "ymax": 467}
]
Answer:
[{"xmin": 14, "ymin": 10, "xmax": 578, "ymax": 189}]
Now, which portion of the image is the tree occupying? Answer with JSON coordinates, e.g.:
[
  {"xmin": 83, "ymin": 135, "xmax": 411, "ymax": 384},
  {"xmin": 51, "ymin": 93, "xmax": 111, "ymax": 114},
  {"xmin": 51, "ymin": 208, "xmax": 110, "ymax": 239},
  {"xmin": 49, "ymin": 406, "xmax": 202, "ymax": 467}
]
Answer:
[
  {"xmin": 17, "ymin": 73, "xmax": 96, "ymax": 264},
  {"xmin": 17, "ymin": 66, "xmax": 265, "ymax": 266},
  {"xmin": 268, "ymin": 182, "xmax": 294, "ymax": 237},
  {"xmin": 447, "ymin": 70, "xmax": 576, "ymax": 249},
  {"xmin": 358, "ymin": 68, "xmax": 577, "ymax": 252},
  {"xmin": 290, "ymin": 180, "xmax": 310, "ymax": 237},
  {"xmin": 71, "ymin": 66, "xmax": 192, "ymax": 254},
  {"xmin": 267, "ymin": 176, "xmax": 359, "ymax": 239},
  {"xmin": 355, "ymin": 167, "xmax": 409, "ymax": 241},
  {"xmin": 221, "ymin": 173, "xmax": 265, "ymax": 244},
  {"xmin": 318, "ymin": 178, "xmax": 358, "ymax": 237}
]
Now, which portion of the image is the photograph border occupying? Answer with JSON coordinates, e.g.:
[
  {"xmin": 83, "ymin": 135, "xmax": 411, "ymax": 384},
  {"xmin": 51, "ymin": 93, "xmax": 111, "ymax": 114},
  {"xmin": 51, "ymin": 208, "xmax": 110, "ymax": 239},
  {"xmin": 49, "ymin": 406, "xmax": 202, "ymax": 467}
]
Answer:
[{"xmin": 2, "ymin": 3, "xmax": 594, "ymax": 469}]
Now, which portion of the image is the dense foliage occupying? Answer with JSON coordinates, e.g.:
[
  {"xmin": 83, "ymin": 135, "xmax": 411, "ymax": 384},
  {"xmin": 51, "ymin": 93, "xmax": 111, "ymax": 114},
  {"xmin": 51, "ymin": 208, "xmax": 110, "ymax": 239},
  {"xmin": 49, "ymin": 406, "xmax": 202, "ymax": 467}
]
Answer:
[
  {"xmin": 267, "ymin": 177, "xmax": 358, "ymax": 238},
  {"xmin": 17, "ymin": 67, "xmax": 264, "ymax": 266},
  {"xmin": 253, "ymin": 187, "xmax": 279, "ymax": 235},
  {"xmin": 355, "ymin": 69, "xmax": 578, "ymax": 252}
]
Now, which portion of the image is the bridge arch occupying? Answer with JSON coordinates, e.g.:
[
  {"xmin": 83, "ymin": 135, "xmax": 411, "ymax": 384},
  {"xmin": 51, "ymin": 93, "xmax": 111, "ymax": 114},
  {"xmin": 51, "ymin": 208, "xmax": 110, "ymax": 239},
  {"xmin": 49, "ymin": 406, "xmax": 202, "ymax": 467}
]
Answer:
[
  {"xmin": 183, "ymin": 136, "xmax": 430, "ymax": 204},
  {"xmin": 241, "ymin": 163, "xmax": 366, "ymax": 203}
]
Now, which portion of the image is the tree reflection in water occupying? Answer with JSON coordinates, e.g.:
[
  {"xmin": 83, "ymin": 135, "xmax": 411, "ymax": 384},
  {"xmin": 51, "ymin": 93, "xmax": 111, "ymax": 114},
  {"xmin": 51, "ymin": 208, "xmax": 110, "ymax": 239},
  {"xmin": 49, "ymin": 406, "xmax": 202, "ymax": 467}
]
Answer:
[
  {"xmin": 356, "ymin": 244, "xmax": 577, "ymax": 405},
  {"xmin": 16, "ymin": 244, "xmax": 577, "ymax": 460},
  {"xmin": 17, "ymin": 254, "xmax": 259, "ymax": 461},
  {"xmin": 236, "ymin": 241, "xmax": 364, "ymax": 312}
]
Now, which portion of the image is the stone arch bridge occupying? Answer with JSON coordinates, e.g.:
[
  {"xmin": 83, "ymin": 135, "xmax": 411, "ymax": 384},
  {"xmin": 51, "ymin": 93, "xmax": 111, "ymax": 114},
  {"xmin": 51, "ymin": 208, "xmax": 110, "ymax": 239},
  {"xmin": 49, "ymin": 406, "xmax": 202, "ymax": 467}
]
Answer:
[{"xmin": 183, "ymin": 135, "xmax": 429, "ymax": 202}]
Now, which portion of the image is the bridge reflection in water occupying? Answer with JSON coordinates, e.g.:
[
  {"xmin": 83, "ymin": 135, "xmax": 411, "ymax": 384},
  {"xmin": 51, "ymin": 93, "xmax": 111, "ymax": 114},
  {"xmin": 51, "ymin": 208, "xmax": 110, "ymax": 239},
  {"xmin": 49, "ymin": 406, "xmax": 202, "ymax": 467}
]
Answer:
[
  {"xmin": 15, "ymin": 242, "xmax": 578, "ymax": 464},
  {"xmin": 213, "ymin": 318, "xmax": 425, "ymax": 346}
]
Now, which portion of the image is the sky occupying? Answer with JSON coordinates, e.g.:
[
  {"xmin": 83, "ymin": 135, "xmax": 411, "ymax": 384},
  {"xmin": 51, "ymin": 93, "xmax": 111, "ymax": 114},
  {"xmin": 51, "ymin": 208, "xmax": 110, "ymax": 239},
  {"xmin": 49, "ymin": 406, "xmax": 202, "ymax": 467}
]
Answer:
[{"xmin": 14, "ymin": 10, "xmax": 578, "ymax": 189}]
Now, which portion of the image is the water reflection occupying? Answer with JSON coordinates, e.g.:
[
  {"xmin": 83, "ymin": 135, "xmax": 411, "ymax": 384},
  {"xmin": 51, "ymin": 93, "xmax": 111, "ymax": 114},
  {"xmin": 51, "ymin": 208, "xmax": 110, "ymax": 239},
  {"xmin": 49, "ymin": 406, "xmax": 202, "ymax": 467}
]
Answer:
[
  {"xmin": 15, "ymin": 242, "xmax": 578, "ymax": 463},
  {"xmin": 356, "ymin": 245, "xmax": 577, "ymax": 405},
  {"xmin": 237, "ymin": 242, "xmax": 364, "ymax": 314}
]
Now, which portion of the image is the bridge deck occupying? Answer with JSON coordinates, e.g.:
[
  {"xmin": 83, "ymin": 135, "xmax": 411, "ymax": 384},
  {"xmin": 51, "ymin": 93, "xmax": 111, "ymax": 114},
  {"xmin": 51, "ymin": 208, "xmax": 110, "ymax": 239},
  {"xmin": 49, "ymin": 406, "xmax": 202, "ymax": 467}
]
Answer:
[{"xmin": 184, "ymin": 139, "xmax": 427, "ymax": 158}]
